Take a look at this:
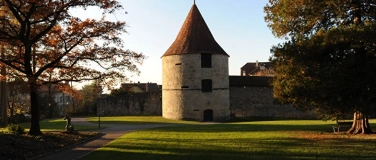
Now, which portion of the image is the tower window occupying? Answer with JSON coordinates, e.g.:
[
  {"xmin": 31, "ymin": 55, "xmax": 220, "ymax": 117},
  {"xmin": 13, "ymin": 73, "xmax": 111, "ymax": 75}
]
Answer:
[
  {"xmin": 202, "ymin": 79, "xmax": 212, "ymax": 92},
  {"xmin": 201, "ymin": 53, "xmax": 212, "ymax": 68}
]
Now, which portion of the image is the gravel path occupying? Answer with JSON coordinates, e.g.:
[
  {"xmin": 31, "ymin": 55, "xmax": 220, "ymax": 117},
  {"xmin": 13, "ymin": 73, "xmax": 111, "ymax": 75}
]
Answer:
[{"xmin": 36, "ymin": 118, "xmax": 173, "ymax": 160}]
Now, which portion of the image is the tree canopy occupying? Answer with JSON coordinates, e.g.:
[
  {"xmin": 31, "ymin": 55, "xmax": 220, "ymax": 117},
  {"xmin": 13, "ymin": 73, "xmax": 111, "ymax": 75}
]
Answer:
[
  {"xmin": 265, "ymin": 0, "xmax": 376, "ymax": 133},
  {"xmin": 0, "ymin": 0, "xmax": 145, "ymax": 135},
  {"xmin": 265, "ymin": 0, "xmax": 376, "ymax": 40},
  {"xmin": 80, "ymin": 81, "xmax": 102, "ymax": 114}
]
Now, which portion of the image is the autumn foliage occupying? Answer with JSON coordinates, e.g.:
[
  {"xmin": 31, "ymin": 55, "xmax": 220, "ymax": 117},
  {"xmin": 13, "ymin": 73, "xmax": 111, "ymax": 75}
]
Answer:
[{"xmin": 0, "ymin": 0, "xmax": 145, "ymax": 135}]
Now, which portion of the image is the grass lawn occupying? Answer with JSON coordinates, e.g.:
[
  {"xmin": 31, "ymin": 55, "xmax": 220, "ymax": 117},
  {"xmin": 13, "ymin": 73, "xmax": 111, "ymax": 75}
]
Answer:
[
  {"xmin": 86, "ymin": 116, "xmax": 201, "ymax": 125},
  {"xmin": 0, "ymin": 119, "xmax": 99, "ymax": 132},
  {"xmin": 80, "ymin": 117, "xmax": 376, "ymax": 160},
  {"xmin": 0, "ymin": 118, "xmax": 101, "ymax": 160}
]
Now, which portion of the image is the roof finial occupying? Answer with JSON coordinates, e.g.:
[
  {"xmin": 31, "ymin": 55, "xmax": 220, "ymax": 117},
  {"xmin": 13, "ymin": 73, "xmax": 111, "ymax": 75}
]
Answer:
[{"xmin": 194, "ymin": 0, "xmax": 195, "ymax": 4}]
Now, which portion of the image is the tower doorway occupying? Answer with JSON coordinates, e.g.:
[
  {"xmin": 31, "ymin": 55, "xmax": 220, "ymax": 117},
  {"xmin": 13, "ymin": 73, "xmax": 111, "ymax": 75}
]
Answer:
[{"xmin": 203, "ymin": 109, "xmax": 213, "ymax": 121}]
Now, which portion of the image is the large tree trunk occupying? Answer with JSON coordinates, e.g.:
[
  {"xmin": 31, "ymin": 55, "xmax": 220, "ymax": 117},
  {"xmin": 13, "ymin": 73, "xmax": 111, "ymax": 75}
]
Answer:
[
  {"xmin": 0, "ymin": 46, "xmax": 7, "ymax": 127},
  {"xmin": 28, "ymin": 77, "xmax": 42, "ymax": 135},
  {"xmin": 347, "ymin": 111, "xmax": 373, "ymax": 134},
  {"xmin": 0, "ymin": 74, "xmax": 6, "ymax": 127}
]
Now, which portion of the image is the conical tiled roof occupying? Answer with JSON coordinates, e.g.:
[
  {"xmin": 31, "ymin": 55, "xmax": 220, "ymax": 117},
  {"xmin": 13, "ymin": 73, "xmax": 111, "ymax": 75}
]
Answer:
[{"xmin": 162, "ymin": 4, "xmax": 229, "ymax": 57}]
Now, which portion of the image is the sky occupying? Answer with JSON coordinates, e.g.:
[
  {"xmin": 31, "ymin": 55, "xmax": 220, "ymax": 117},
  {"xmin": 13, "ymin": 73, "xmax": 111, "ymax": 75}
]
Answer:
[{"xmin": 73, "ymin": 0, "xmax": 282, "ymax": 87}]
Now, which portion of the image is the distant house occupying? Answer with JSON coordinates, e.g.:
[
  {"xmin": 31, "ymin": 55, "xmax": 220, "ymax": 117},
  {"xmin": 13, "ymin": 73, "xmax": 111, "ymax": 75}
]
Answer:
[
  {"xmin": 120, "ymin": 82, "xmax": 161, "ymax": 93},
  {"xmin": 241, "ymin": 61, "xmax": 273, "ymax": 77},
  {"xmin": 38, "ymin": 83, "xmax": 73, "ymax": 116}
]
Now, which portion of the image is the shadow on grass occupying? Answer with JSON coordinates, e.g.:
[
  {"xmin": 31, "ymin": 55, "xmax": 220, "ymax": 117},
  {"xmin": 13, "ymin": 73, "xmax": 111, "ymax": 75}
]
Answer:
[
  {"xmin": 87, "ymin": 116, "xmax": 337, "ymax": 125},
  {"xmin": 152, "ymin": 123, "xmax": 336, "ymax": 133},
  {"xmin": 86, "ymin": 116, "xmax": 200, "ymax": 125},
  {"xmin": 87, "ymin": 120, "xmax": 179, "ymax": 125},
  {"xmin": 225, "ymin": 116, "xmax": 318, "ymax": 122},
  {"xmin": 79, "ymin": 118, "xmax": 376, "ymax": 160},
  {"xmin": 18, "ymin": 120, "xmax": 99, "ymax": 131},
  {"xmin": 81, "ymin": 136, "xmax": 376, "ymax": 160}
]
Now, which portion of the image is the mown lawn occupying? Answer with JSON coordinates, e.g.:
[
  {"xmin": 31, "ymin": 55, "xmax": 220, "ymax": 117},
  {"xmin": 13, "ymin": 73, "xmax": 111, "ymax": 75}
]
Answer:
[
  {"xmin": 80, "ymin": 118, "xmax": 376, "ymax": 160},
  {"xmin": 87, "ymin": 116, "xmax": 201, "ymax": 125},
  {"xmin": 13, "ymin": 119, "xmax": 98, "ymax": 132}
]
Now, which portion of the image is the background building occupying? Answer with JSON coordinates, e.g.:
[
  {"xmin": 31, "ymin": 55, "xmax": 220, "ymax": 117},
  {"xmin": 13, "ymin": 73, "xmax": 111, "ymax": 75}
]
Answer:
[
  {"xmin": 241, "ymin": 61, "xmax": 273, "ymax": 77},
  {"xmin": 121, "ymin": 82, "xmax": 161, "ymax": 93}
]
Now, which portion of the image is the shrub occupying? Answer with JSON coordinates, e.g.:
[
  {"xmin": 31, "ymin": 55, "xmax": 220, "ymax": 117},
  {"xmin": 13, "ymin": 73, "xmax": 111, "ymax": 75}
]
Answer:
[
  {"xmin": 8, "ymin": 114, "xmax": 28, "ymax": 123},
  {"xmin": 7, "ymin": 123, "xmax": 25, "ymax": 135}
]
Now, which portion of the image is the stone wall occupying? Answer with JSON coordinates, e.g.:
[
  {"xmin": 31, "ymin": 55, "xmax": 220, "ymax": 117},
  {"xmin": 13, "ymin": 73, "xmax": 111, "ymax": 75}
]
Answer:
[
  {"xmin": 97, "ymin": 91, "xmax": 162, "ymax": 116},
  {"xmin": 97, "ymin": 86, "xmax": 316, "ymax": 119},
  {"xmin": 230, "ymin": 86, "xmax": 316, "ymax": 118},
  {"xmin": 162, "ymin": 89, "xmax": 229, "ymax": 121}
]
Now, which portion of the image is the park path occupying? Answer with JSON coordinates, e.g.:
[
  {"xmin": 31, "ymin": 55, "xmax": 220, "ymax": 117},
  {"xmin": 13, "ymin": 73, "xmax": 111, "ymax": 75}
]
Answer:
[{"xmin": 35, "ymin": 118, "xmax": 173, "ymax": 160}]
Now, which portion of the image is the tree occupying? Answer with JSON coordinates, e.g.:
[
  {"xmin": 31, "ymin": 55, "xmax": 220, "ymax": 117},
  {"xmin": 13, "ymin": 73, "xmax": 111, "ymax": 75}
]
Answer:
[
  {"xmin": 0, "ymin": 43, "xmax": 7, "ymax": 127},
  {"xmin": 0, "ymin": 0, "xmax": 145, "ymax": 135},
  {"xmin": 7, "ymin": 78, "xmax": 30, "ymax": 116},
  {"xmin": 110, "ymin": 84, "xmax": 132, "ymax": 95},
  {"xmin": 80, "ymin": 81, "xmax": 103, "ymax": 115},
  {"xmin": 253, "ymin": 67, "xmax": 275, "ymax": 77},
  {"xmin": 265, "ymin": 0, "xmax": 376, "ymax": 134}
]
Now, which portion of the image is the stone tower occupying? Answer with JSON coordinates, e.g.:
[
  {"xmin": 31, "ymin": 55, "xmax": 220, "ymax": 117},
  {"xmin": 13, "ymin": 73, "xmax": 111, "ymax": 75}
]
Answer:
[{"xmin": 161, "ymin": 3, "xmax": 230, "ymax": 121}]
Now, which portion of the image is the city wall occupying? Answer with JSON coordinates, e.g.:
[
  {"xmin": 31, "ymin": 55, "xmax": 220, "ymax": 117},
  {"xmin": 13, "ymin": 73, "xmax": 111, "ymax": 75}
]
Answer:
[
  {"xmin": 97, "ymin": 78, "xmax": 316, "ymax": 119},
  {"xmin": 229, "ymin": 86, "xmax": 315, "ymax": 118},
  {"xmin": 97, "ymin": 91, "xmax": 162, "ymax": 116}
]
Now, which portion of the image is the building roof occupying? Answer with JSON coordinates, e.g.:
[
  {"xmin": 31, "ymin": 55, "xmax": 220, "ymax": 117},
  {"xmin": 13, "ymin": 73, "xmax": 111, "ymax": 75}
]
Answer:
[
  {"xmin": 121, "ymin": 82, "xmax": 160, "ymax": 92},
  {"xmin": 162, "ymin": 4, "xmax": 228, "ymax": 57},
  {"xmin": 241, "ymin": 62, "xmax": 273, "ymax": 76}
]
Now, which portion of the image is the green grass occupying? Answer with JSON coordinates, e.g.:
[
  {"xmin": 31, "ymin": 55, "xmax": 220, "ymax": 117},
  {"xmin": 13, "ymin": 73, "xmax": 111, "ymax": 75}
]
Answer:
[
  {"xmin": 80, "ymin": 118, "xmax": 376, "ymax": 160},
  {"xmin": 87, "ymin": 116, "xmax": 201, "ymax": 125},
  {"xmin": 2, "ymin": 119, "xmax": 99, "ymax": 132}
]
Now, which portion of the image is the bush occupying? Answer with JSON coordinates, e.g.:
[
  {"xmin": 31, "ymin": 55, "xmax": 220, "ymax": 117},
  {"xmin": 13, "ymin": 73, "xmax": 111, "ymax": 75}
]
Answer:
[
  {"xmin": 7, "ymin": 123, "xmax": 25, "ymax": 135},
  {"xmin": 8, "ymin": 114, "xmax": 28, "ymax": 123}
]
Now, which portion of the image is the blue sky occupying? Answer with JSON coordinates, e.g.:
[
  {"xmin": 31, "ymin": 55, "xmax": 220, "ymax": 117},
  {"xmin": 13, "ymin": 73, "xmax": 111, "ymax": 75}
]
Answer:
[{"xmin": 74, "ymin": 0, "xmax": 282, "ymax": 86}]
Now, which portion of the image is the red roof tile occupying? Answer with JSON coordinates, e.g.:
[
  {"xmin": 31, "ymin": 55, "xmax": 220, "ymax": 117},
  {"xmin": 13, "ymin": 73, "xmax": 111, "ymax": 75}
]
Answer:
[{"xmin": 162, "ymin": 4, "xmax": 228, "ymax": 57}]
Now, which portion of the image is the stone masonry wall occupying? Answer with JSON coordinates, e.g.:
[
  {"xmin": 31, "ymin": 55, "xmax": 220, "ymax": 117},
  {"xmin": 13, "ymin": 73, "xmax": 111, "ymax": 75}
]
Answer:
[
  {"xmin": 97, "ymin": 91, "xmax": 162, "ymax": 116},
  {"xmin": 97, "ymin": 86, "xmax": 316, "ymax": 119},
  {"xmin": 230, "ymin": 86, "xmax": 316, "ymax": 118},
  {"xmin": 162, "ymin": 54, "xmax": 230, "ymax": 121}
]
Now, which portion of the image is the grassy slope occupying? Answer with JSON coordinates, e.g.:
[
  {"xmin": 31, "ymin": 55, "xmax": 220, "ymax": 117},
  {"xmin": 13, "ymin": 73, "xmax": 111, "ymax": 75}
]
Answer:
[{"xmin": 81, "ymin": 117, "xmax": 376, "ymax": 160}]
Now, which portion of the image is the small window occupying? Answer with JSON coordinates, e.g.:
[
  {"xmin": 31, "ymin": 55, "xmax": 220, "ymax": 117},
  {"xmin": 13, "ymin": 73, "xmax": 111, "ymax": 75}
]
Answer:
[
  {"xmin": 202, "ymin": 79, "xmax": 212, "ymax": 92},
  {"xmin": 201, "ymin": 53, "xmax": 212, "ymax": 68},
  {"xmin": 175, "ymin": 63, "xmax": 182, "ymax": 66},
  {"xmin": 181, "ymin": 86, "xmax": 189, "ymax": 89}
]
